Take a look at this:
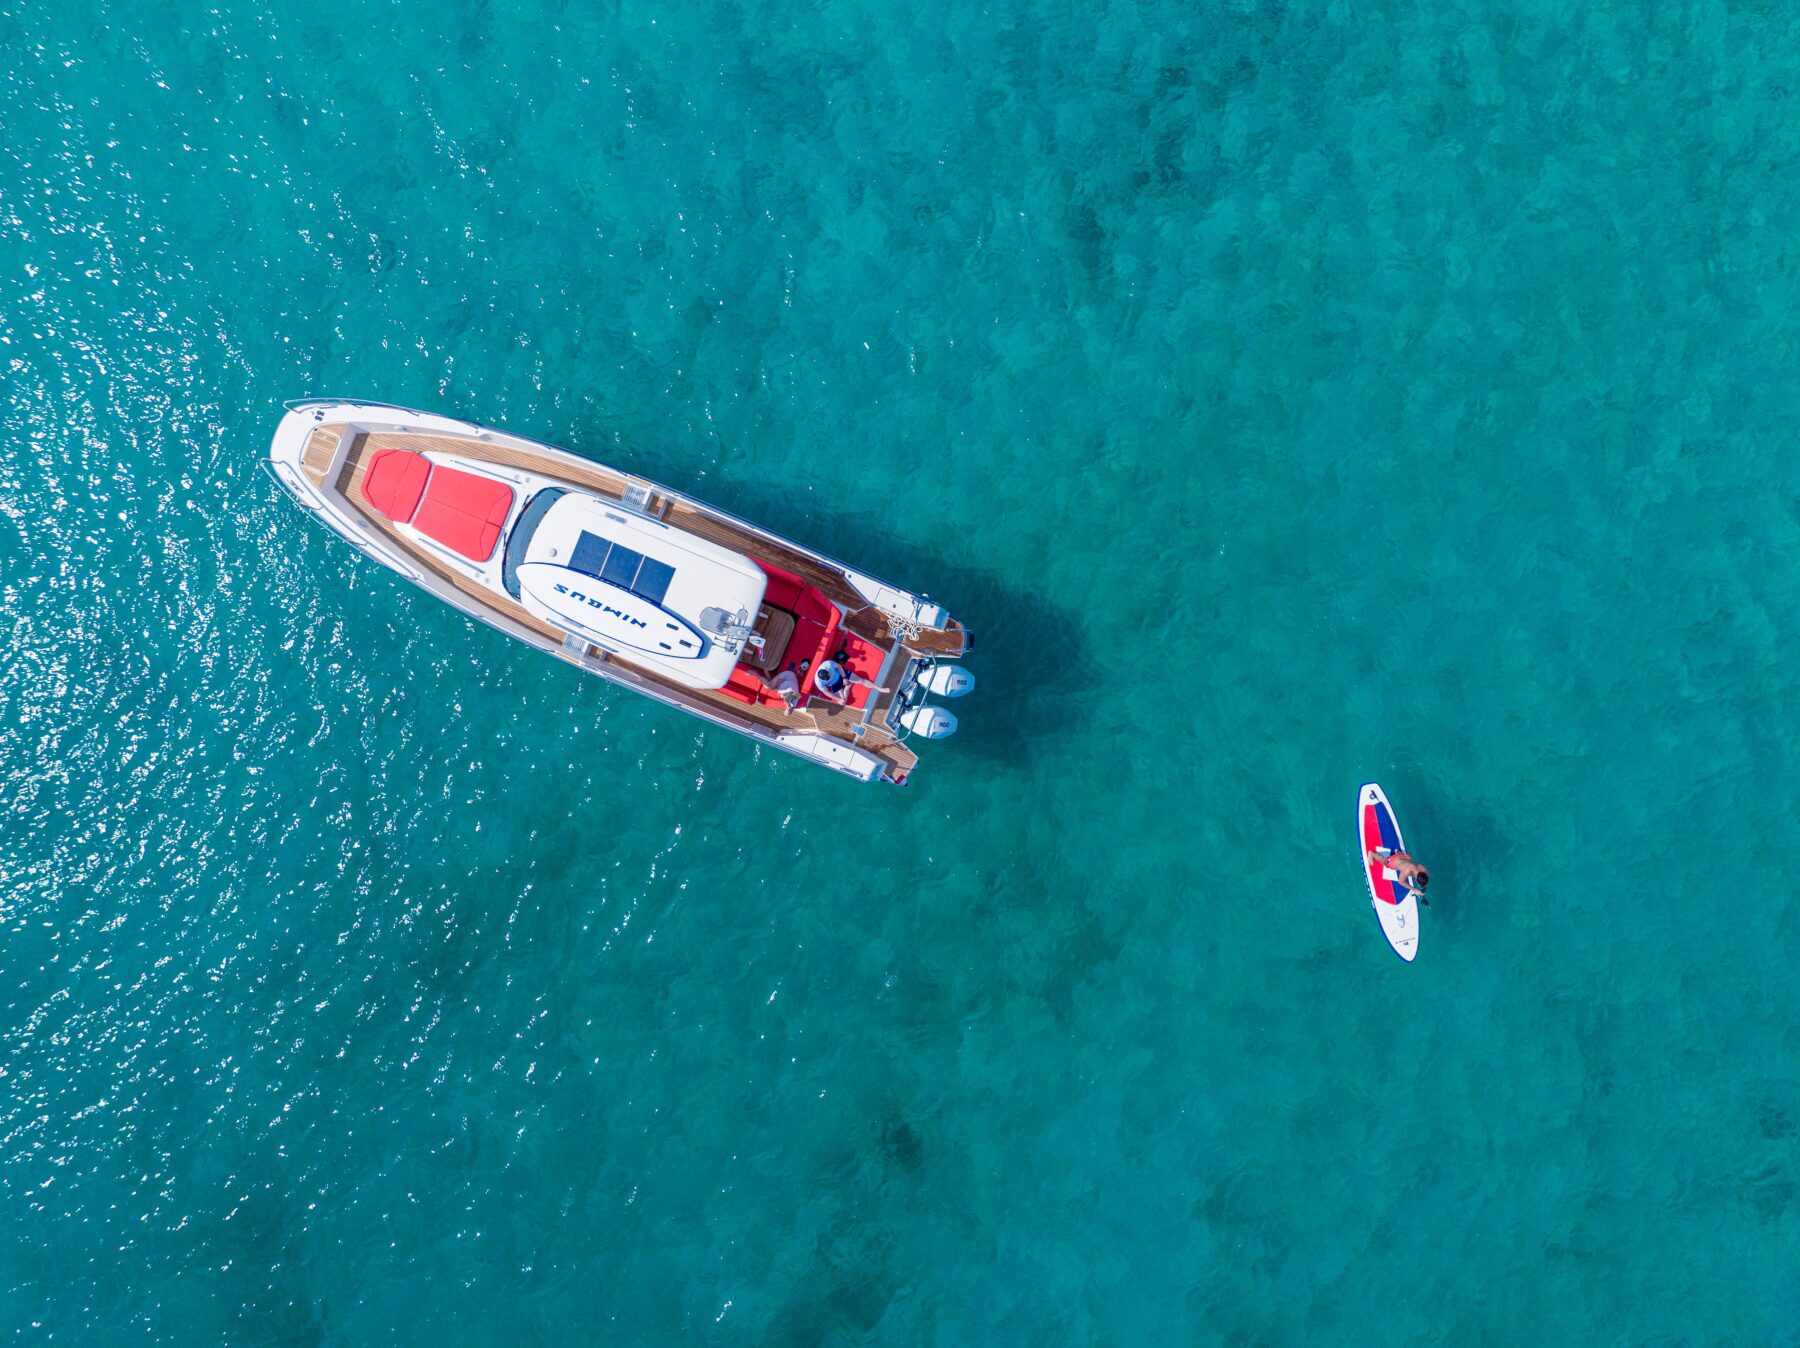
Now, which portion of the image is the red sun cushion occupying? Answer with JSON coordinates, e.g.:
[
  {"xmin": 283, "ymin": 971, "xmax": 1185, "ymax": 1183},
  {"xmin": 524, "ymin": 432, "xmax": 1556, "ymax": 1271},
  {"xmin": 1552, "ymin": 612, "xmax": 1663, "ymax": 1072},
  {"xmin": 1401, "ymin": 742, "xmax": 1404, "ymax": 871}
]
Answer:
[
  {"xmin": 411, "ymin": 466, "xmax": 515, "ymax": 562},
  {"xmin": 754, "ymin": 558, "xmax": 806, "ymax": 612},
  {"xmin": 363, "ymin": 448, "xmax": 431, "ymax": 523},
  {"xmin": 723, "ymin": 559, "xmax": 858, "ymax": 708},
  {"xmin": 836, "ymin": 632, "xmax": 884, "ymax": 709},
  {"xmin": 794, "ymin": 600, "xmax": 843, "ymax": 697},
  {"xmin": 721, "ymin": 622, "xmax": 876, "ymax": 711},
  {"xmin": 720, "ymin": 665, "xmax": 782, "ymax": 708}
]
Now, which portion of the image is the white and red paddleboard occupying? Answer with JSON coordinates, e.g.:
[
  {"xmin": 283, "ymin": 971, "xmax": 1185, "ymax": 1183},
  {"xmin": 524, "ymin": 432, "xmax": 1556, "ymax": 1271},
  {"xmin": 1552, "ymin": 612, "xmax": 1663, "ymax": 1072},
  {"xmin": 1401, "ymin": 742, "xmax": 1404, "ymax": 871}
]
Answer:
[{"xmin": 1358, "ymin": 782, "xmax": 1420, "ymax": 962}]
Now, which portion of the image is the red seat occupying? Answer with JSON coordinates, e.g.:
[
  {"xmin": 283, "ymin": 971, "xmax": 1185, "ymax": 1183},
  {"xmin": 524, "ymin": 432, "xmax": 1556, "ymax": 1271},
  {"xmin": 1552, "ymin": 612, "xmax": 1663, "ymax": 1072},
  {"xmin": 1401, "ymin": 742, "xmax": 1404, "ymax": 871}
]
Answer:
[
  {"xmin": 724, "ymin": 558, "xmax": 856, "ymax": 708},
  {"xmin": 412, "ymin": 466, "xmax": 515, "ymax": 562},
  {"xmin": 836, "ymin": 632, "xmax": 884, "ymax": 709},
  {"xmin": 753, "ymin": 558, "xmax": 806, "ymax": 611},
  {"xmin": 720, "ymin": 666, "xmax": 782, "ymax": 708},
  {"xmin": 793, "ymin": 595, "xmax": 843, "ymax": 698},
  {"xmin": 363, "ymin": 448, "xmax": 431, "ymax": 523}
]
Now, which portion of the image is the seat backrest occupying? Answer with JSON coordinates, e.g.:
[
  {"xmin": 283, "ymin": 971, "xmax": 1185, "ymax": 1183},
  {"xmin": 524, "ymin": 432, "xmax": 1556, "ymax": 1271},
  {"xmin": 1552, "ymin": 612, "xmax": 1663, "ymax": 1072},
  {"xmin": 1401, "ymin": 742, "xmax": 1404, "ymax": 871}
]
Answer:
[{"xmin": 363, "ymin": 448, "xmax": 432, "ymax": 523}]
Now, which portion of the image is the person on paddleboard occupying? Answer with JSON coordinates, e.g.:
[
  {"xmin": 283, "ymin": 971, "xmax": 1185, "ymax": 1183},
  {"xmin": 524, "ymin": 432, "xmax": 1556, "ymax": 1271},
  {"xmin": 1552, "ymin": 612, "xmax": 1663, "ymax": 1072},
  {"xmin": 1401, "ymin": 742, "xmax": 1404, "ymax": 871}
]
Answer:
[{"xmin": 1366, "ymin": 846, "xmax": 1431, "ymax": 905}]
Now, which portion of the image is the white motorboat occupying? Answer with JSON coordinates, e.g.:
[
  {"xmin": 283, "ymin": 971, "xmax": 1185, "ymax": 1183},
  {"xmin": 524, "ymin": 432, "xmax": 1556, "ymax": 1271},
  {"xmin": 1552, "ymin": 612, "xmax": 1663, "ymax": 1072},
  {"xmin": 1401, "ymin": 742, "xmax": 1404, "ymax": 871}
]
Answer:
[{"xmin": 267, "ymin": 400, "xmax": 974, "ymax": 783}]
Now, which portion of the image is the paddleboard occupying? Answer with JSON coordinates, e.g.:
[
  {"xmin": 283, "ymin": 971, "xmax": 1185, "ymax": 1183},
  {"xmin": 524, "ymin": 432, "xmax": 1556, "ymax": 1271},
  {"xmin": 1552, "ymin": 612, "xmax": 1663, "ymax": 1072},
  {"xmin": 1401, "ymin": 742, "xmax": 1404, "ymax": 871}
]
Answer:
[{"xmin": 1358, "ymin": 781, "xmax": 1420, "ymax": 962}]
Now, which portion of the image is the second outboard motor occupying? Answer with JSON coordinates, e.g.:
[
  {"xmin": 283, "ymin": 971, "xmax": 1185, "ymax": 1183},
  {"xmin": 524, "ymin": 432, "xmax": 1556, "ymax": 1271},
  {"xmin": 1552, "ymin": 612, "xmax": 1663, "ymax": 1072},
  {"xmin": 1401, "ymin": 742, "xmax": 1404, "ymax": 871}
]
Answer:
[
  {"xmin": 899, "ymin": 705, "xmax": 958, "ymax": 739},
  {"xmin": 920, "ymin": 665, "xmax": 976, "ymax": 698}
]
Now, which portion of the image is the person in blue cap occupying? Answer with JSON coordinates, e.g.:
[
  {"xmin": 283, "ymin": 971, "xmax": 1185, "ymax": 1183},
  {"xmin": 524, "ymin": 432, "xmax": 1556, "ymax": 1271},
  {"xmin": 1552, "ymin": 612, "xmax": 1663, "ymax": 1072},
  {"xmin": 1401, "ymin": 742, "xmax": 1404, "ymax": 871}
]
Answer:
[{"xmin": 813, "ymin": 658, "xmax": 851, "ymax": 704}]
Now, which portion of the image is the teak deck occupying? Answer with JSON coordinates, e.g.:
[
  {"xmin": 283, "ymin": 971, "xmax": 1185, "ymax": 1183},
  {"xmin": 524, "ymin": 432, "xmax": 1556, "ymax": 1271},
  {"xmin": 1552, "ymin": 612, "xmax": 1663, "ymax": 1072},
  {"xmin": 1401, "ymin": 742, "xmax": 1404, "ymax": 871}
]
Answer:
[{"xmin": 303, "ymin": 423, "xmax": 969, "ymax": 780}]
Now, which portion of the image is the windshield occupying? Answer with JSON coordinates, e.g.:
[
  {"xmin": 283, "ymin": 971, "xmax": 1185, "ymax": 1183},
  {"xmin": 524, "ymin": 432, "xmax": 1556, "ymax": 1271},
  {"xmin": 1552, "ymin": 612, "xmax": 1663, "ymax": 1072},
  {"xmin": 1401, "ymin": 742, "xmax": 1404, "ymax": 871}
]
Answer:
[{"xmin": 501, "ymin": 488, "xmax": 566, "ymax": 599}]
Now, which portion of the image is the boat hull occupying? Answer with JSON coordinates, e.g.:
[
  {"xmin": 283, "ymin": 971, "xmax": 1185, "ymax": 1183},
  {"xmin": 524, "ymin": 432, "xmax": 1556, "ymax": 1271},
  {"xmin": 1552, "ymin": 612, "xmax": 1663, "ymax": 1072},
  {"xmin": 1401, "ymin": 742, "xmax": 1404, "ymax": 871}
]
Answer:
[{"xmin": 267, "ymin": 400, "xmax": 970, "ymax": 784}]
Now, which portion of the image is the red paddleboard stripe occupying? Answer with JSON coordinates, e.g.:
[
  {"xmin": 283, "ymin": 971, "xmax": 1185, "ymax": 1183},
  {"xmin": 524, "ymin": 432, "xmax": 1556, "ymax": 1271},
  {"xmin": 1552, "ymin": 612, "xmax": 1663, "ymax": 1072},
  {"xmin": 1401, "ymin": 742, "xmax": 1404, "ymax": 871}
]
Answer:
[{"xmin": 1363, "ymin": 801, "xmax": 1405, "ymax": 905}]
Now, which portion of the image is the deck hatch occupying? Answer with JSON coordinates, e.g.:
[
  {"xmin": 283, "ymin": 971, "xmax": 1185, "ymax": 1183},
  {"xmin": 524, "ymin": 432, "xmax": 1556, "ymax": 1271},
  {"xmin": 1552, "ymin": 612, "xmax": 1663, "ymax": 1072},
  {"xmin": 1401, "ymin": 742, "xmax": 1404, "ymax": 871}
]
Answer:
[
  {"xmin": 600, "ymin": 543, "xmax": 642, "ymax": 588},
  {"xmin": 569, "ymin": 530, "xmax": 676, "ymax": 605},
  {"xmin": 632, "ymin": 558, "xmax": 676, "ymax": 605}
]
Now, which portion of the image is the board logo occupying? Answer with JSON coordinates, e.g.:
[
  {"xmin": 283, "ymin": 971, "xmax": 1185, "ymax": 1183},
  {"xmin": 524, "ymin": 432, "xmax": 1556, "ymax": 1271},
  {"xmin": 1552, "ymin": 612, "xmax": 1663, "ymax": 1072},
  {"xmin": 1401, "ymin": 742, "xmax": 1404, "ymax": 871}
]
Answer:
[{"xmin": 554, "ymin": 581, "xmax": 648, "ymax": 629}]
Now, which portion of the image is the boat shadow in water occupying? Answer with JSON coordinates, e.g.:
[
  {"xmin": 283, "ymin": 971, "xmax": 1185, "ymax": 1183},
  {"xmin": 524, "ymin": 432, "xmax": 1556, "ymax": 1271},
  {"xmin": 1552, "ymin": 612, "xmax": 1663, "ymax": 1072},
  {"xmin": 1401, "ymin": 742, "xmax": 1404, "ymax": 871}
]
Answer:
[{"xmin": 683, "ymin": 476, "xmax": 1095, "ymax": 774}]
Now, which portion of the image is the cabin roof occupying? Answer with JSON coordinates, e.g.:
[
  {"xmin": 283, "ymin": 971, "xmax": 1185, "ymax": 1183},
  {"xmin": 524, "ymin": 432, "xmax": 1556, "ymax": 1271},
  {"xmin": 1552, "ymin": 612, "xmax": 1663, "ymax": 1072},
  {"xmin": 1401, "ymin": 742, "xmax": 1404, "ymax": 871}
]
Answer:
[{"xmin": 515, "ymin": 492, "xmax": 767, "ymax": 689}]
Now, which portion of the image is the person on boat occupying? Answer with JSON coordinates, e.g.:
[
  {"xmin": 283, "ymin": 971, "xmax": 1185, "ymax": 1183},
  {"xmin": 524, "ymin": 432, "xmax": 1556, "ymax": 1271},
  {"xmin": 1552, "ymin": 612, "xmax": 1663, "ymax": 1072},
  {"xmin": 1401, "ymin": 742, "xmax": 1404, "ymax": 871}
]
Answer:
[
  {"xmin": 813, "ymin": 658, "xmax": 851, "ymax": 704},
  {"xmin": 750, "ymin": 667, "xmax": 802, "ymax": 709},
  {"xmin": 1366, "ymin": 846, "xmax": 1430, "ymax": 905}
]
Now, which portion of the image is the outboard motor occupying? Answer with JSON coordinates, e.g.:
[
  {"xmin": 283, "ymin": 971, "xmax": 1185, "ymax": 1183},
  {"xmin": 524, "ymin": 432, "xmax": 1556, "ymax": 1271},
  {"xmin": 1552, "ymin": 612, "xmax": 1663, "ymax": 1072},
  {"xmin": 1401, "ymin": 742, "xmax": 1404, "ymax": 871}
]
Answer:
[
  {"xmin": 920, "ymin": 665, "xmax": 976, "ymax": 698},
  {"xmin": 899, "ymin": 705, "xmax": 958, "ymax": 739}
]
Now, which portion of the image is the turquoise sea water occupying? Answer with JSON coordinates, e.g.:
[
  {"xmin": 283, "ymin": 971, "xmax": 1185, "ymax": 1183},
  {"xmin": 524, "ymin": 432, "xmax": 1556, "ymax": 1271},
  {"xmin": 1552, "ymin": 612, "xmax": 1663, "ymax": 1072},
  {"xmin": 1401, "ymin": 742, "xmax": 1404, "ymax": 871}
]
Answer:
[{"xmin": 6, "ymin": 0, "xmax": 1800, "ymax": 1341}]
